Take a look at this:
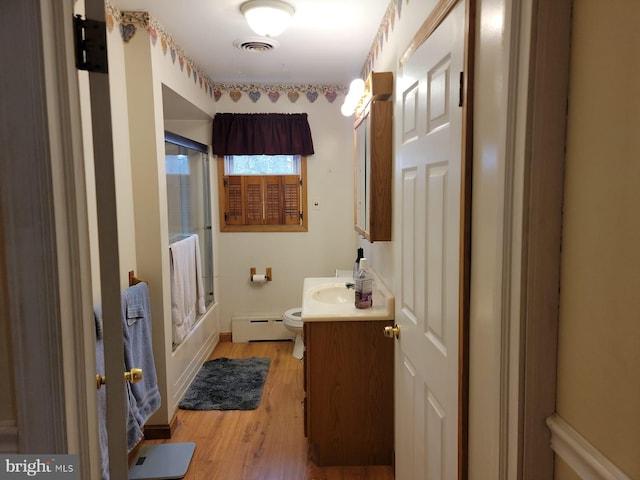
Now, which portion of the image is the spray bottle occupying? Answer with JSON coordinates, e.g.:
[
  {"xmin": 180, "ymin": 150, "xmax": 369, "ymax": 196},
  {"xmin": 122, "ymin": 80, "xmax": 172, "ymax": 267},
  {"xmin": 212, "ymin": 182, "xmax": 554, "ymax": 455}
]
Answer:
[
  {"xmin": 354, "ymin": 258, "xmax": 373, "ymax": 309},
  {"xmin": 353, "ymin": 247, "xmax": 364, "ymax": 279}
]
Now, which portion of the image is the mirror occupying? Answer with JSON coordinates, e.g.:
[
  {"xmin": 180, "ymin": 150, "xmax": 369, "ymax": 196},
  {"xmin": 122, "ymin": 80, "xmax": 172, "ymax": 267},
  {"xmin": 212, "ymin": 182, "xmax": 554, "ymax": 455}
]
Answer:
[
  {"xmin": 355, "ymin": 112, "xmax": 368, "ymax": 235},
  {"xmin": 353, "ymin": 100, "xmax": 392, "ymax": 242}
]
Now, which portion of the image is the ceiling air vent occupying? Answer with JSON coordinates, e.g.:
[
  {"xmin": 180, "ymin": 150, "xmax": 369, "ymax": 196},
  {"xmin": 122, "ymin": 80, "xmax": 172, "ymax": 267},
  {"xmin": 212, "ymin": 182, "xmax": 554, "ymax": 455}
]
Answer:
[{"xmin": 233, "ymin": 37, "xmax": 279, "ymax": 53}]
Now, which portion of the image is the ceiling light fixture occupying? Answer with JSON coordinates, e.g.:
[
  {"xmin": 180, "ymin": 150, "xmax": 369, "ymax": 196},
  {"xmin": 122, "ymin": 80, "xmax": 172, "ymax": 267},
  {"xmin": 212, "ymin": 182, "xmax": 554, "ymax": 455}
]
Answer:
[
  {"xmin": 240, "ymin": 0, "xmax": 295, "ymax": 38},
  {"xmin": 341, "ymin": 78, "xmax": 366, "ymax": 117}
]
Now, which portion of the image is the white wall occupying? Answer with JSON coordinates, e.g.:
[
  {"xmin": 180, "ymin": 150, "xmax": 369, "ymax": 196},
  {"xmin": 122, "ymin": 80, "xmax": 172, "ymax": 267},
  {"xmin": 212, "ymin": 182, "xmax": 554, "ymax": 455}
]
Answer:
[
  {"xmin": 122, "ymin": 15, "xmax": 220, "ymax": 421},
  {"xmin": 79, "ymin": 3, "xmax": 137, "ymax": 300},
  {"xmin": 163, "ymin": 120, "xmax": 212, "ymax": 147},
  {"xmin": 214, "ymin": 94, "xmax": 356, "ymax": 332},
  {"xmin": 555, "ymin": 1, "xmax": 640, "ymax": 478}
]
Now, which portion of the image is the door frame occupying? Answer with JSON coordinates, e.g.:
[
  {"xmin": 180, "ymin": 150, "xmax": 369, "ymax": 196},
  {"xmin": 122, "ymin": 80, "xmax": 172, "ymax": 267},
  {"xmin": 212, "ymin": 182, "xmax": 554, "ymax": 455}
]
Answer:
[
  {"xmin": 487, "ymin": 0, "xmax": 572, "ymax": 477},
  {"xmin": 1, "ymin": 0, "xmax": 99, "ymax": 477},
  {"xmin": 508, "ymin": 0, "xmax": 572, "ymax": 478}
]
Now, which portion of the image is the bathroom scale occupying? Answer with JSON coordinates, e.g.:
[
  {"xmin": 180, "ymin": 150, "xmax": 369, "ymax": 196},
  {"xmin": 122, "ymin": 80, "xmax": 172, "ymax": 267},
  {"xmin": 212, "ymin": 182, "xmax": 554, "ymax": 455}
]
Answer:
[{"xmin": 129, "ymin": 442, "xmax": 196, "ymax": 479}]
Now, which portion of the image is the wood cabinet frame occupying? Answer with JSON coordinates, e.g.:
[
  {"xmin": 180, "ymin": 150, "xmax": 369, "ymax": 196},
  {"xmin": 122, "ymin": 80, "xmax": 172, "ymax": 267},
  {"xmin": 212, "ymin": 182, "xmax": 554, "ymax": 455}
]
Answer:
[{"xmin": 354, "ymin": 72, "xmax": 393, "ymax": 242}]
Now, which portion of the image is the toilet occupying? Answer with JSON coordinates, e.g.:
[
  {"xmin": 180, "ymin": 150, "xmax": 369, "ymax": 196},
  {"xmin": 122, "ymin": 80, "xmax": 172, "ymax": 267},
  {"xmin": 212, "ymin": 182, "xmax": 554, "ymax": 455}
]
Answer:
[{"xmin": 283, "ymin": 307, "xmax": 304, "ymax": 359}]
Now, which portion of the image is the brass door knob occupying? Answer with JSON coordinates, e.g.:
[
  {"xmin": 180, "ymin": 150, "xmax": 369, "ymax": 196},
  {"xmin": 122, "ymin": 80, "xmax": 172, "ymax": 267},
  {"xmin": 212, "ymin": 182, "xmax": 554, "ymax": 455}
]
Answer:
[
  {"xmin": 384, "ymin": 325, "xmax": 400, "ymax": 339},
  {"xmin": 125, "ymin": 368, "xmax": 143, "ymax": 384},
  {"xmin": 96, "ymin": 368, "xmax": 143, "ymax": 390}
]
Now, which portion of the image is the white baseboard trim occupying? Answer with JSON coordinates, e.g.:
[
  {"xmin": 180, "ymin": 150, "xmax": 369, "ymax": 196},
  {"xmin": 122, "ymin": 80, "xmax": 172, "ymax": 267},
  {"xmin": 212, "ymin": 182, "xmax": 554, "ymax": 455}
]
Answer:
[
  {"xmin": 0, "ymin": 422, "xmax": 18, "ymax": 453},
  {"xmin": 546, "ymin": 414, "xmax": 631, "ymax": 480}
]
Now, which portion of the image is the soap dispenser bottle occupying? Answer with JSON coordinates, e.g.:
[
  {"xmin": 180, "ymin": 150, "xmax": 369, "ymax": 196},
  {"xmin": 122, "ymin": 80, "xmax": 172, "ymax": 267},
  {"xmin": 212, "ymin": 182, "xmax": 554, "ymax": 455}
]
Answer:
[
  {"xmin": 353, "ymin": 247, "xmax": 364, "ymax": 279},
  {"xmin": 354, "ymin": 258, "xmax": 373, "ymax": 309}
]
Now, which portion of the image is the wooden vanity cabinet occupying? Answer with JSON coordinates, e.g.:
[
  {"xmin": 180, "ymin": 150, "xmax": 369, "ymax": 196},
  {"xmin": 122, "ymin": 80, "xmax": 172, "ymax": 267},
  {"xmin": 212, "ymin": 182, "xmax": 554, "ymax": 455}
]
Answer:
[{"xmin": 303, "ymin": 319, "xmax": 394, "ymax": 466}]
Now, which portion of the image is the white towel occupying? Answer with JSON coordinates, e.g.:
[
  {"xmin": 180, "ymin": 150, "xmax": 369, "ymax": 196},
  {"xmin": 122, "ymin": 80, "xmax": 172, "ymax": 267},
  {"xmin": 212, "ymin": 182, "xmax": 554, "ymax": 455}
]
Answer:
[{"xmin": 169, "ymin": 234, "xmax": 206, "ymax": 345}]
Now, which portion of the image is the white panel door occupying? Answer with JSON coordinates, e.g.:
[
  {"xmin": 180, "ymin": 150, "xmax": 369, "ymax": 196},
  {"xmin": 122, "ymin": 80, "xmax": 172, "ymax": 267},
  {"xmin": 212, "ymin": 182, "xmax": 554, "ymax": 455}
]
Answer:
[{"xmin": 395, "ymin": 2, "xmax": 465, "ymax": 479}]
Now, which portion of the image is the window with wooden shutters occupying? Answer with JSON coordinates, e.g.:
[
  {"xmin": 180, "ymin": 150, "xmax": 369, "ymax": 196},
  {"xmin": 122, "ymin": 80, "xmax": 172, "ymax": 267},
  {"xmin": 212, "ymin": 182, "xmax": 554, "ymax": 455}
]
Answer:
[
  {"xmin": 225, "ymin": 175, "xmax": 244, "ymax": 225},
  {"xmin": 283, "ymin": 176, "xmax": 301, "ymax": 225},
  {"xmin": 218, "ymin": 156, "xmax": 307, "ymax": 232}
]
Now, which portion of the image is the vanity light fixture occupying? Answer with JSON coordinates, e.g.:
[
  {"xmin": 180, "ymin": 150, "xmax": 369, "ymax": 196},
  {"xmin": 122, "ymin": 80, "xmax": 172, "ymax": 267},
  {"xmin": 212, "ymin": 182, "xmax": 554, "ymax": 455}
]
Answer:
[
  {"xmin": 341, "ymin": 78, "xmax": 366, "ymax": 117},
  {"xmin": 240, "ymin": 0, "xmax": 295, "ymax": 37}
]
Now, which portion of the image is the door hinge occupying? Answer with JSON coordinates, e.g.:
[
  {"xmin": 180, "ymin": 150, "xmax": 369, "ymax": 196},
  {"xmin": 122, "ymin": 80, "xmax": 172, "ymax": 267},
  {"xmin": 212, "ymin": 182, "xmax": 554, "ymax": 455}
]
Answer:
[
  {"xmin": 224, "ymin": 212, "xmax": 229, "ymax": 221},
  {"xmin": 299, "ymin": 178, "xmax": 303, "ymax": 186},
  {"xmin": 73, "ymin": 15, "xmax": 108, "ymax": 73},
  {"xmin": 458, "ymin": 71, "xmax": 464, "ymax": 107},
  {"xmin": 223, "ymin": 177, "xmax": 228, "ymax": 187},
  {"xmin": 299, "ymin": 212, "xmax": 303, "ymax": 220}
]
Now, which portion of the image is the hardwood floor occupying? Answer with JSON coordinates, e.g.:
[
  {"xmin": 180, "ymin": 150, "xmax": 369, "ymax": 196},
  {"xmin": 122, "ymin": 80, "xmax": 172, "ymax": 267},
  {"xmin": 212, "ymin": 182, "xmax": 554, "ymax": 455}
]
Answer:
[{"xmin": 144, "ymin": 340, "xmax": 395, "ymax": 480}]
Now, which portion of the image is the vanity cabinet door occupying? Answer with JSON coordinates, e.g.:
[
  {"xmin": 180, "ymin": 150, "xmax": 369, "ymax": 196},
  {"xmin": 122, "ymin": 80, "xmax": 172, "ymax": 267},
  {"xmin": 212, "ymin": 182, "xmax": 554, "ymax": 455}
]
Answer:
[
  {"xmin": 303, "ymin": 322, "xmax": 309, "ymax": 438},
  {"xmin": 305, "ymin": 320, "xmax": 394, "ymax": 466}
]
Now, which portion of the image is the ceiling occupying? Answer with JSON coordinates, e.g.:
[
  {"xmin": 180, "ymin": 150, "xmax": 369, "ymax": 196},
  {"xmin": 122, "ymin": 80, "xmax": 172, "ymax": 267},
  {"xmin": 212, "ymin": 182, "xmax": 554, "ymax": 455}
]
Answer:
[{"xmin": 109, "ymin": 0, "xmax": 391, "ymax": 87}]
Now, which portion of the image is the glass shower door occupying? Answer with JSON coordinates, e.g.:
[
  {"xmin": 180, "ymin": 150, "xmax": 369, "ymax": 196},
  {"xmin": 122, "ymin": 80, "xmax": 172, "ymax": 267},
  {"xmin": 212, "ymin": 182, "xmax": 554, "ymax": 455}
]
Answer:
[{"xmin": 165, "ymin": 132, "xmax": 214, "ymax": 308}]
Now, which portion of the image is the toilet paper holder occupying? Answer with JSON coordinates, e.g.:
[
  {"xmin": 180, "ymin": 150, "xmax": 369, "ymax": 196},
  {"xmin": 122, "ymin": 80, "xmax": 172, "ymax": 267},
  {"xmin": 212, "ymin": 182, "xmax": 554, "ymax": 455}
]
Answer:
[{"xmin": 250, "ymin": 267, "xmax": 272, "ymax": 282}]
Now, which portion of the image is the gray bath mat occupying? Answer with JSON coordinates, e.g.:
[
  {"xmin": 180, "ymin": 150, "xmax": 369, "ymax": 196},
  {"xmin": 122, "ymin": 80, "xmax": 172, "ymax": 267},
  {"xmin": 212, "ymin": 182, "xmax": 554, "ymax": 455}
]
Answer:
[{"xmin": 179, "ymin": 357, "xmax": 270, "ymax": 410}]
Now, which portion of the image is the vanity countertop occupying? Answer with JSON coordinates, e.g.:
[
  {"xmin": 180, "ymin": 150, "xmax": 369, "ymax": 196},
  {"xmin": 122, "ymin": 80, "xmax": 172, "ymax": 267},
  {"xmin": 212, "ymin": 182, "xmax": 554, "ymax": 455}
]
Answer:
[{"xmin": 301, "ymin": 275, "xmax": 394, "ymax": 322}]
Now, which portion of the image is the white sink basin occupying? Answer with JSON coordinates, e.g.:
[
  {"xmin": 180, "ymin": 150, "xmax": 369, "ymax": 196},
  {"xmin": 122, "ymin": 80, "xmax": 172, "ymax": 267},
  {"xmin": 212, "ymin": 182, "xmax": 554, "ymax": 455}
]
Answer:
[
  {"xmin": 302, "ymin": 276, "xmax": 394, "ymax": 322},
  {"xmin": 311, "ymin": 285, "xmax": 355, "ymax": 304}
]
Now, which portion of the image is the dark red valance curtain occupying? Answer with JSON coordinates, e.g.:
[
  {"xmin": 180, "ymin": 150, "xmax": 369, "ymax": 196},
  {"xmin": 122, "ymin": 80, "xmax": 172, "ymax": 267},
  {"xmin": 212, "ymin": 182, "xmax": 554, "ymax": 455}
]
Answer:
[{"xmin": 212, "ymin": 113, "xmax": 314, "ymax": 156}]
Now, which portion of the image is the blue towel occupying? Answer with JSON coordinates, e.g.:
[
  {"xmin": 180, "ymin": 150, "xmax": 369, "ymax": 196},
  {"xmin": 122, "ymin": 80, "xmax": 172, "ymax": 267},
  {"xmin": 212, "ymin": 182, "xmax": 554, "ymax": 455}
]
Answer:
[
  {"xmin": 95, "ymin": 316, "xmax": 110, "ymax": 480},
  {"xmin": 94, "ymin": 304, "xmax": 103, "ymax": 340},
  {"xmin": 121, "ymin": 282, "xmax": 161, "ymax": 433},
  {"xmin": 126, "ymin": 383, "xmax": 144, "ymax": 452}
]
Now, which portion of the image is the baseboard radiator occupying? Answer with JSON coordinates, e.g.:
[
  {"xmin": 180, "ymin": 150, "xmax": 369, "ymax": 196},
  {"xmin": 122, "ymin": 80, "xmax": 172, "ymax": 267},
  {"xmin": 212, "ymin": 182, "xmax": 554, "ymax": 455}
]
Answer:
[{"xmin": 231, "ymin": 314, "xmax": 295, "ymax": 343}]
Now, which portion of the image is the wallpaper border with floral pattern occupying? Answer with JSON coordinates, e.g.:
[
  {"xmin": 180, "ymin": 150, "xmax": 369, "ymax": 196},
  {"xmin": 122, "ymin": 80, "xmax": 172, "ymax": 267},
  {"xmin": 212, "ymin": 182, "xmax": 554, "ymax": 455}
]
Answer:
[
  {"xmin": 104, "ymin": 2, "xmax": 350, "ymax": 104},
  {"xmin": 361, "ymin": 0, "xmax": 409, "ymax": 80},
  {"xmin": 105, "ymin": 0, "xmax": 405, "ymax": 101}
]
